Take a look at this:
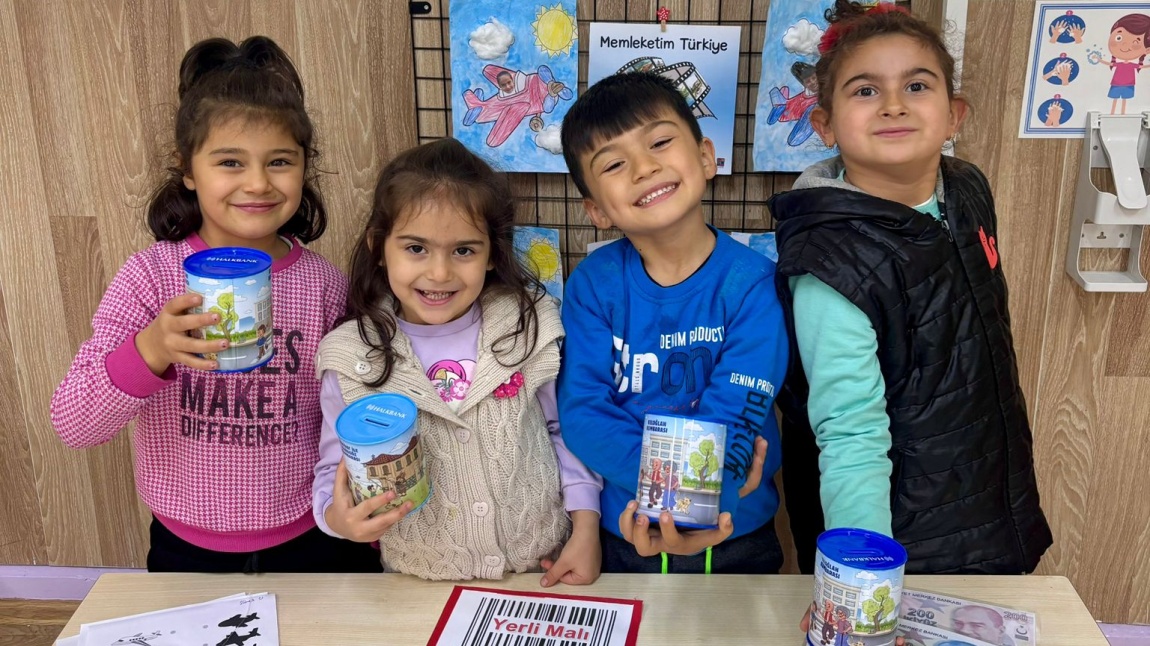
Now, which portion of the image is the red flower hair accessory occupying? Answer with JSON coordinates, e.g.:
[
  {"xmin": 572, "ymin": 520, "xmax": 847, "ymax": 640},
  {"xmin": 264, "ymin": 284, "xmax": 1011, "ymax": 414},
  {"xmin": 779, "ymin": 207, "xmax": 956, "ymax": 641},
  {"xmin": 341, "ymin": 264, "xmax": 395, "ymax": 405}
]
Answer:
[{"xmin": 818, "ymin": 2, "xmax": 912, "ymax": 55}]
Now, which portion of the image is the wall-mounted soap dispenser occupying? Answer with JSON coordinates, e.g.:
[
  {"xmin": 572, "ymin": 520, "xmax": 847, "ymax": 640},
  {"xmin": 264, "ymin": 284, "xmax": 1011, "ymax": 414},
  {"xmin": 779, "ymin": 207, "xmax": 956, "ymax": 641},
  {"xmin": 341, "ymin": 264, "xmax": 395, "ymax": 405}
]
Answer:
[{"xmin": 1066, "ymin": 111, "xmax": 1150, "ymax": 292}]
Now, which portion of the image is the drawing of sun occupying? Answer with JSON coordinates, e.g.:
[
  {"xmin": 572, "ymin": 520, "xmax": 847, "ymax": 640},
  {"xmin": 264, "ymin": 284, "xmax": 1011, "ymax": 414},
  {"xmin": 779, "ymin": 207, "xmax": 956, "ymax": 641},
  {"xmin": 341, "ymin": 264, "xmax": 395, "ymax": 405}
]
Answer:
[
  {"xmin": 523, "ymin": 237, "xmax": 561, "ymax": 281},
  {"xmin": 532, "ymin": 3, "xmax": 576, "ymax": 57}
]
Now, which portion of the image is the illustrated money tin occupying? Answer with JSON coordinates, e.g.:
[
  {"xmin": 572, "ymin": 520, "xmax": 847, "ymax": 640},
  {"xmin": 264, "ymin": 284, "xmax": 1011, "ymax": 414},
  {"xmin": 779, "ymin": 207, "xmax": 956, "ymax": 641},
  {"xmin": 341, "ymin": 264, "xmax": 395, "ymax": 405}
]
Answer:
[
  {"xmin": 335, "ymin": 393, "xmax": 431, "ymax": 515},
  {"xmin": 807, "ymin": 528, "xmax": 908, "ymax": 646},
  {"xmin": 635, "ymin": 413, "xmax": 726, "ymax": 529},
  {"xmin": 183, "ymin": 247, "xmax": 275, "ymax": 372}
]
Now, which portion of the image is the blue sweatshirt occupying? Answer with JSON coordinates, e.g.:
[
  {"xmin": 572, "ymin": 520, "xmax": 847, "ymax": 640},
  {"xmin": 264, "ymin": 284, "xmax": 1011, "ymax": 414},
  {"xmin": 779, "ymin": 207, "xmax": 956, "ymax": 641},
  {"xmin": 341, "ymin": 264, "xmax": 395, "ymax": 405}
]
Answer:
[{"xmin": 558, "ymin": 229, "xmax": 788, "ymax": 540}]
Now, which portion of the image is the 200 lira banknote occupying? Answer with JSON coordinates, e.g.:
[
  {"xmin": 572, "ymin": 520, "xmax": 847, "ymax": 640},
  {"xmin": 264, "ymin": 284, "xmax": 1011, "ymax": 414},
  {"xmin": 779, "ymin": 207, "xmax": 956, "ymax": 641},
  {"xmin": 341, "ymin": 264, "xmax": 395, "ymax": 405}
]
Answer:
[
  {"xmin": 897, "ymin": 621, "xmax": 998, "ymax": 646},
  {"xmin": 900, "ymin": 589, "xmax": 1038, "ymax": 646}
]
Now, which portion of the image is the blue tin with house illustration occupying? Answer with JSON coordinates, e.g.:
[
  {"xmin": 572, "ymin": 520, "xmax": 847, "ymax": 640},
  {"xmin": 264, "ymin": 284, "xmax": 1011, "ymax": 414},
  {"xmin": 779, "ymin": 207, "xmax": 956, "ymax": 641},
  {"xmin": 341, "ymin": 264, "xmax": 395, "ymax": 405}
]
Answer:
[
  {"xmin": 635, "ymin": 413, "xmax": 726, "ymax": 530},
  {"xmin": 807, "ymin": 528, "xmax": 908, "ymax": 646},
  {"xmin": 183, "ymin": 247, "xmax": 274, "ymax": 373},
  {"xmin": 335, "ymin": 393, "xmax": 430, "ymax": 516}
]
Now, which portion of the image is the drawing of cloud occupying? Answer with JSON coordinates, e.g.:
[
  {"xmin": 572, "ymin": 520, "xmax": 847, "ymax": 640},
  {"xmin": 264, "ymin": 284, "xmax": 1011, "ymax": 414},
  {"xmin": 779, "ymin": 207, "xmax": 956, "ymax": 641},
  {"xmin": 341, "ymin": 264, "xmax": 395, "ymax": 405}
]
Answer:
[
  {"xmin": 257, "ymin": 286, "xmax": 270, "ymax": 298},
  {"xmin": 683, "ymin": 420, "xmax": 704, "ymax": 433},
  {"xmin": 855, "ymin": 571, "xmax": 878, "ymax": 580},
  {"xmin": 783, "ymin": 19, "xmax": 824, "ymax": 57},
  {"xmin": 470, "ymin": 18, "xmax": 515, "ymax": 60},
  {"xmin": 534, "ymin": 124, "xmax": 563, "ymax": 154},
  {"xmin": 234, "ymin": 293, "xmax": 247, "ymax": 302},
  {"xmin": 209, "ymin": 285, "xmax": 234, "ymax": 300},
  {"xmin": 196, "ymin": 277, "xmax": 220, "ymax": 286},
  {"xmin": 245, "ymin": 279, "xmax": 257, "ymax": 285}
]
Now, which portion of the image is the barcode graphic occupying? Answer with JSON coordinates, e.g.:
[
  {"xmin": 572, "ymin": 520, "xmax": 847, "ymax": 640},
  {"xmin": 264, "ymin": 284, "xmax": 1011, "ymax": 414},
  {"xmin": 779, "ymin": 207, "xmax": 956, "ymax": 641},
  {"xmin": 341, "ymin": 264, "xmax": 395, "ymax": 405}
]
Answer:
[{"xmin": 459, "ymin": 597, "xmax": 619, "ymax": 646}]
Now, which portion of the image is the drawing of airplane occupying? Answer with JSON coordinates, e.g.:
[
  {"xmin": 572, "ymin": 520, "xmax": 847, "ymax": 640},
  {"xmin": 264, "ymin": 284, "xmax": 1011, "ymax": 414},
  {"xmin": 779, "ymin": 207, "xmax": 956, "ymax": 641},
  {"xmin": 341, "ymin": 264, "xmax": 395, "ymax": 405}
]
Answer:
[
  {"xmin": 112, "ymin": 632, "xmax": 162, "ymax": 646},
  {"xmin": 461, "ymin": 64, "xmax": 572, "ymax": 147},
  {"xmin": 216, "ymin": 627, "xmax": 260, "ymax": 646},
  {"xmin": 218, "ymin": 613, "xmax": 259, "ymax": 628}
]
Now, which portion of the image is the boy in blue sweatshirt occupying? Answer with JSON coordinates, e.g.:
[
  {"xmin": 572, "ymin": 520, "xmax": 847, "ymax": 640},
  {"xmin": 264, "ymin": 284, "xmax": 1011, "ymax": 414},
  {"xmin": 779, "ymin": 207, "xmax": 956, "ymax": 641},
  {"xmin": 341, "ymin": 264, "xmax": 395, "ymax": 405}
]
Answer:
[{"xmin": 557, "ymin": 73, "xmax": 789, "ymax": 574}]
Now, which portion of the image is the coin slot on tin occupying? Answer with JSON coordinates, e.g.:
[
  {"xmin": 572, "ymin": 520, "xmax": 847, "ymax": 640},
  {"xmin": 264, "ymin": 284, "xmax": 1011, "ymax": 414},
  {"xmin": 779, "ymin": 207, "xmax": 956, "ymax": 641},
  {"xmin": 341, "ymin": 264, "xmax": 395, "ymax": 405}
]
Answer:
[
  {"xmin": 364, "ymin": 416, "xmax": 399, "ymax": 430},
  {"xmin": 842, "ymin": 549, "xmax": 885, "ymax": 557}
]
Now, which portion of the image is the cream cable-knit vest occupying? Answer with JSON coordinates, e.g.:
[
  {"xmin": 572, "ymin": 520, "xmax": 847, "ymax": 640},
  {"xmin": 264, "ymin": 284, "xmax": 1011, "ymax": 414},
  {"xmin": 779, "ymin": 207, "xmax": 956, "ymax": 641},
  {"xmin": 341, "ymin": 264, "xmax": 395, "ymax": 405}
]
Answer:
[{"xmin": 315, "ymin": 291, "xmax": 570, "ymax": 580}]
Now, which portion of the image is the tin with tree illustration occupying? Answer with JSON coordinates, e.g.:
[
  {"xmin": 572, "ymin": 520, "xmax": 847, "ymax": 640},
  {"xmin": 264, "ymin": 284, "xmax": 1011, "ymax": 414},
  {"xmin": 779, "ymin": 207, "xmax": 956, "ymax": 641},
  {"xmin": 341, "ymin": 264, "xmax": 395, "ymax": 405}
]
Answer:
[
  {"xmin": 336, "ymin": 393, "xmax": 431, "ymax": 516},
  {"xmin": 183, "ymin": 247, "xmax": 274, "ymax": 372},
  {"xmin": 807, "ymin": 528, "xmax": 908, "ymax": 646},
  {"xmin": 635, "ymin": 413, "xmax": 726, "ymax": 529}
]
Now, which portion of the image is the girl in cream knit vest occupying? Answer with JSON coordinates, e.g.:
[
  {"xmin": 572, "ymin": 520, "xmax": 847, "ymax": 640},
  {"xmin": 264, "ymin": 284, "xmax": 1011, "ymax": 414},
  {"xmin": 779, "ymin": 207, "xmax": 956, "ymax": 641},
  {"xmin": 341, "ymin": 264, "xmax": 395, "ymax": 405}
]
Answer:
[{"xmin": 311, "ymin": 139, "xmax": 602, "ymax": 583}]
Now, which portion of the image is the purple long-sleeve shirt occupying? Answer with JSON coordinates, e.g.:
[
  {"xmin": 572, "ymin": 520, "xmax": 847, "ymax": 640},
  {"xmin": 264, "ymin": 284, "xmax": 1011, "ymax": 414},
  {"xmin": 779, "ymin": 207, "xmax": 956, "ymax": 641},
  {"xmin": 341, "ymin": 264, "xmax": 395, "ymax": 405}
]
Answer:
[{"xmin": 313, "ymin": 304, "xmax": 600, "ymax": 537}]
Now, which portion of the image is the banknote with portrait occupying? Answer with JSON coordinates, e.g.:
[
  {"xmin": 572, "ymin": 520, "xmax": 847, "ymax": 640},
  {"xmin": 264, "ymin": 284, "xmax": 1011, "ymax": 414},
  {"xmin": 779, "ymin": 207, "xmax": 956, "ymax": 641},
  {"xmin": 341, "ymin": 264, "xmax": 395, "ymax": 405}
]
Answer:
[{"xmin": 900, "ymin": 589, "xmax": 1037, "ymax": 646}]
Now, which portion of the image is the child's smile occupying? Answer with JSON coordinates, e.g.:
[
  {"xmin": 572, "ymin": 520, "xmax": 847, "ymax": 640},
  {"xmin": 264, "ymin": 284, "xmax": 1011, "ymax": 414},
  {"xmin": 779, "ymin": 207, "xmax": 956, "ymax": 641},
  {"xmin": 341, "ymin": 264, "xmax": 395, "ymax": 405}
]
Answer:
[{"xmin": 634, "ymin": 182, "xmax": 680, "ymax": 207}]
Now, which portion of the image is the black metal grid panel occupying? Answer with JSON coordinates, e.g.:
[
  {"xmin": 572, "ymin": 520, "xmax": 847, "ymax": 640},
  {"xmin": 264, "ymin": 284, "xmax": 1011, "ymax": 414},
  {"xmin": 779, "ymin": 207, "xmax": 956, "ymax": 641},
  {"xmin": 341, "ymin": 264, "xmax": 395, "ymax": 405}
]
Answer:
[{"xmin": 409, "ymin": 0, "xmax": 787, "ymax": 273}]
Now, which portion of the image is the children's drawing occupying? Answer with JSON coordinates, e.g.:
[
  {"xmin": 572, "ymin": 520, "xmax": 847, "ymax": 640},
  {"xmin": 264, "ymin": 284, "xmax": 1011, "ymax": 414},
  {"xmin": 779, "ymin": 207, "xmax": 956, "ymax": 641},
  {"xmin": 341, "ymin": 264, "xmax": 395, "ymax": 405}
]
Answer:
[
  {"xmin": 77, "ymin": 593, "xmax": 278, "ymax": 646},
  {"xmin": 1020, "ymin": 2, "xmax": 1150, "ymax": 137},
  {"xmin": 753, "ymin": 0, "xmax": 837, "ymax": 171},
  {"xmin": 764, "ymin": 62, "xmax": 820, "ymax": 146},
  {"xmin": 513, "ymin": 226, "xmax": 563, "ymax": 306},
  {"xmin": 730, "ymin": 231, "xmax": 778, "ymax": 262},
  {"xmin": 215, "ymin": 628, "xmax": 260, "ymax": 646},
  {"xmin": 450, "ymin": 1, "xmax": 577, "ymax": 172},
  {"xmin": 461, "ymin": 64, "xmax": 573, "ymax": 147},
  {"xmin": 587, "ymin": 23, "xmax": 742, "ymax": 174}
]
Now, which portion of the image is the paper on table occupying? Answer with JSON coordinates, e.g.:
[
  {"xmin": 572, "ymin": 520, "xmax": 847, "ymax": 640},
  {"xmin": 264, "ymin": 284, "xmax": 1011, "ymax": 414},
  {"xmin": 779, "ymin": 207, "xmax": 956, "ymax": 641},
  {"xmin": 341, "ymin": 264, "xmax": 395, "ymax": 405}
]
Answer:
[
  {"xmin": 427, "ymin": 586, "xmax": 642, "ymax": 646},
  {"xmin": 72, "ymin": 592, "xmax": 277, "ymax": 646}
]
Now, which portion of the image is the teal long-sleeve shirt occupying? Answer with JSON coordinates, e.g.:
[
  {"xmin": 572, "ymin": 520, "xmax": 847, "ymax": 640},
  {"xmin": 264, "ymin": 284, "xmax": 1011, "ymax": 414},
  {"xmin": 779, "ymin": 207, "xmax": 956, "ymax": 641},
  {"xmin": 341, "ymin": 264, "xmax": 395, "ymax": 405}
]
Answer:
[{"xmin": 789, "ymin": 194, "xmax": 941, "ymax": 537}]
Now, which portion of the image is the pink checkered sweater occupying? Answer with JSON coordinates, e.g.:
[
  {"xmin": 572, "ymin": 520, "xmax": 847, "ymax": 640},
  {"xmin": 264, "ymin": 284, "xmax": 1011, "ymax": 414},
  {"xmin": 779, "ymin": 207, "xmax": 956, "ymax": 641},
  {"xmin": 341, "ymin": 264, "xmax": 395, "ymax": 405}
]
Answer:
[{"xmin": 51, "ymin": 233, "xmax": 347, "ymax": 552}]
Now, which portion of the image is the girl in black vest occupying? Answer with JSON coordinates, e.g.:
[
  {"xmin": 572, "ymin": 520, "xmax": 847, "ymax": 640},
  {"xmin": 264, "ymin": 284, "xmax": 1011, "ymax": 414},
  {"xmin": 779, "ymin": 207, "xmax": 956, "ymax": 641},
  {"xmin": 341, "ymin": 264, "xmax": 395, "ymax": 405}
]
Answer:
[{"xmin": 767, "ymin": 0, "xmax": 1052, "ymax": 588}]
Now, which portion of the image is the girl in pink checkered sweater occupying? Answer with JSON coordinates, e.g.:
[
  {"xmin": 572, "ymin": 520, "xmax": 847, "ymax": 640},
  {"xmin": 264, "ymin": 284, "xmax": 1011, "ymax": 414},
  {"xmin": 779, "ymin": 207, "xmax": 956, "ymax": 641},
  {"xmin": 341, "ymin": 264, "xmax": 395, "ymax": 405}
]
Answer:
[{"xmin": 50, "ymin": 36, "xmax": 380, "ymax": 573}]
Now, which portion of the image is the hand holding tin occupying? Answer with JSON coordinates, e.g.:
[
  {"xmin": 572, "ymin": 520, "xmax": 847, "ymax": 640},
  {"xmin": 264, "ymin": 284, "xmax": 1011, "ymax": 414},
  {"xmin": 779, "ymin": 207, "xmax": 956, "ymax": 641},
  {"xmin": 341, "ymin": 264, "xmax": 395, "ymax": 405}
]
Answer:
[
  {"xmin": 736, "ymin": 435, "xmax": 768, "ymax": 498},
  {"xmin": 324, "ymin": 459, "xmax": 413, "ymax": 543},
  {"xmin": 618, "ymin": 503, "xmax": 733, "ymax": 557},
  {"xmin": 135, "ymin": 293, "xmax": 230, "ymax": 374},
  {"xmin": 619, "ymin": 434, "xmax": 768, "ymax": 557}
]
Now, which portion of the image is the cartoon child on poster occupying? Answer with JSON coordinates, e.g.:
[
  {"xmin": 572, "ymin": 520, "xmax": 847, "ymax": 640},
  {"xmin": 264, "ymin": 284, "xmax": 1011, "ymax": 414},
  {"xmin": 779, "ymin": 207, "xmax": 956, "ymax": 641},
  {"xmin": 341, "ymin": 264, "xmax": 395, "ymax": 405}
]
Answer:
[{"xmin": 1088, "ymin": 13, "xmax": 1150, "ymax": 114}]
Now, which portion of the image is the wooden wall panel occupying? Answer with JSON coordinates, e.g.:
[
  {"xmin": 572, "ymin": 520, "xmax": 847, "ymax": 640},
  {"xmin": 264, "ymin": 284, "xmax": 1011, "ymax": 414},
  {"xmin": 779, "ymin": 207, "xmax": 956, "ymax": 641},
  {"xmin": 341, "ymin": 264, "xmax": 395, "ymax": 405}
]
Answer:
[
  {"xmin": 0, "ymin": 276, "xmax": 46, "ymax": 565},
  {"xmin": 0, "ymin": 0, "xmax": 105, "ymax": 567},
  {"xmin": 2, "ymin": 0, "xmax": 1150, "ymax": 625},
  {"xmin": 959, "ymin": 0, "xmax": 1150, "ymax": 625}
]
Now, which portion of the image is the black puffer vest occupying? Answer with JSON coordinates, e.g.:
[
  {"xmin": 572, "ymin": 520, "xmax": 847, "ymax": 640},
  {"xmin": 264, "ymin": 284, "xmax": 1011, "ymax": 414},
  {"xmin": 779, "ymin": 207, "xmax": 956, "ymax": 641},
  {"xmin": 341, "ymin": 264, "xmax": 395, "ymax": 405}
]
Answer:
[{"xmin": 767, "ymin": 156, "xmax": 1052, "ymax": 574}]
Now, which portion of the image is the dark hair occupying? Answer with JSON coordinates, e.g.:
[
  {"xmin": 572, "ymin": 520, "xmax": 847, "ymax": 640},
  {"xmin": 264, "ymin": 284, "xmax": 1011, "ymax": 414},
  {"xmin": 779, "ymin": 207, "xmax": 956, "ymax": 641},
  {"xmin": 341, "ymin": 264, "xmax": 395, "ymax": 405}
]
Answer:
[
  {"xmin": 815, "ymin": 1, "xmax": 957, "ymax": 115},
  {"xmin": 791, "ymin": 62, "xmax": 816, "ymax": 82},
  {"xmin": 146, "ymin": 36, "xmax": 327, "ymax": 243},
  {"xmin": 1110, "ymin": 14, "xmax": 1150, "ymax": 66},
  {"xmin": 560, "ymin": 72, "xmax": 703, "ymax": 197},
  {"xmin": 345, "ymin": 138, "xmax": 545, "ymax": 387}
]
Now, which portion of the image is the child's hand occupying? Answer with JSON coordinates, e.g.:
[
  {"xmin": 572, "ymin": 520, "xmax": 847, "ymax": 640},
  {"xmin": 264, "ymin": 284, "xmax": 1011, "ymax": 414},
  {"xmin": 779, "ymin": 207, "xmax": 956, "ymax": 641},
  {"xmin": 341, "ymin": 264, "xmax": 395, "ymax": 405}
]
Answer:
[
  {"xmin": 324, "ymin": 459, "xmax": 413, "ymax": 543},
  {"xmin": 619, "ymin": 504, "xmax": 734, "ymax": 556},
  {"xmin": 540, "ymin": 510, "xmax": 601, "ymax": 587},
  {"xmin": 135, "ymin": 293, "xmax": 228, "ymax": 374},
  {"xmin": 617, "ymin": 435, "xmax": 768, "ymax": 557},
  {"xmin": 737, "ymin": 436, "xmax": 768, "ymax": 498}
]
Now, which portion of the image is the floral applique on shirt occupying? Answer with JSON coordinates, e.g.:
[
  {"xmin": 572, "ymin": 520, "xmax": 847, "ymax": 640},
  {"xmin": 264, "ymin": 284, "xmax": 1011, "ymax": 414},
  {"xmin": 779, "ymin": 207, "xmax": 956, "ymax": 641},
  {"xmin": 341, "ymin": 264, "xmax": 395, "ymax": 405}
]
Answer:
[{"xmin": 426, "ymin": 359, "xmax": 476, "ymax": 403}]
